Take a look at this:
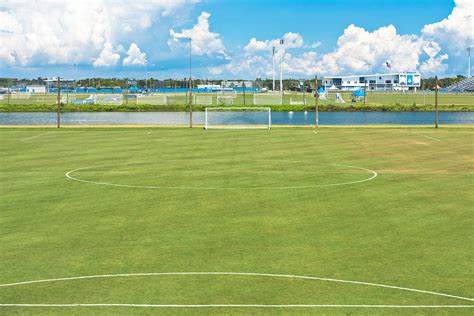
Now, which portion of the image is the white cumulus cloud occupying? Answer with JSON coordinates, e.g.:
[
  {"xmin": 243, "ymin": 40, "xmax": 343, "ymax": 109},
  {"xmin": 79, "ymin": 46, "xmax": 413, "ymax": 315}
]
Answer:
[
  {"xmin": 123, "ymin": 43, "xmax": 147, "ymax": 66},
  {"xmin": 313, "ymin": 24, "xmax": 444, "ymax": 75},
  {"xmin": 169, "ymin": 11, "xmax": 226, "ymax": 57},
  {"xmin": 422, "ymin": 0, "xmax": 473, "ymax": 52},
  {"xmin": 0, "ymin": 0, "xmax": 197, "ymax": 67},
  {"xmin": 244, "ymin": 32, "xmax": 305, "ymax": 52},
  {"xmin": 93, "ymin": 43, "xmax": 121, "ymax": 67}
]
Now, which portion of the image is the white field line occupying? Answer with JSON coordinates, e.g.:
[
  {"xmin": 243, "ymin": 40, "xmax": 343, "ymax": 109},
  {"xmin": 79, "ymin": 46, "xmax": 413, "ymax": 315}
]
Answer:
[
  {"xmin": 146, "ymin": 131, "xmax": 152, "ymax": 135},
  {"xmin": 412, "ymin": 132, "xmax": 441, "ymax": 142},
  {"xmin": 313, "ymin": 130, "xmax": 318, "ymax": 134},
  {"xmin": 20, "ymin": 132, "xmax": 54, "ymax": 141},
  {"xmin": 64, "ymin": 161, "xmax": 378, "ymax": 190},
  {"xmin": 0, "ymin": 272, "xmax": 472, "ymax": 302},
  {"xmin": 1, "ymin": 304, "xmax": 473, "ymax": 308}
]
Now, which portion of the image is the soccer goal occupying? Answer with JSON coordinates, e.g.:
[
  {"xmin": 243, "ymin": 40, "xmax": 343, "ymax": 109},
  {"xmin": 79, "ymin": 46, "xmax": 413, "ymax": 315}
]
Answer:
[
  {"xmin": 217, "ymin": 90, "xmax": 238, "ymax": 98},
  {"xmin": 335, "ymin": 93, "xmax": 346, "ymax": 103},
  {"xmin": 137, "ymin": 94, "xmax": 167, "ymax": 105},
  {"xmin": 205, "ymin": 107, "xmax": 271, "ymax": 130},
  {"xmin": 217, "ymin": 95, "xmax": 234, "ymax": 106},
  {"xmin": 60, "ymin": 94, "xmax": 76, "ymax": 104},
  {"xmin": 94, "ymin": 94, "xmax": 123, "ymax": 105},
  {"xmin": 253, "ymin": 93, "xmax": 282, "ymax": 105},
  {"xmin": 12, "ymin": 92, "xmax": 31, "ymax": 100},
  {"xmin": 194, "ymin": 95, "xmax": 213, "ymax": 105},
  {"xmin": 290, "ymin": 98, "xmax": 305, "ymax": 105}
]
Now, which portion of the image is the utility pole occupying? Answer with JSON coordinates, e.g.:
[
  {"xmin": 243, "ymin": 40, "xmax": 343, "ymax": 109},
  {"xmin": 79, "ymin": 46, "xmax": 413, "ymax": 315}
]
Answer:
[
  {"xmin": 363, "ymin": 80, "xmax": 367, "ymax": 105},
  {"xmin": 280, "ymin": 39, "xmax": 284, "ymax": 95},
  {"xmin": 435, "ymin": 76, "xmax": 439, "ymax": 128},
  {"xmin": 243, "ymin": 80, "xmax": 246, "ymax": 106},
  {"xmin": 315, "ymin": 76, "xmax": 319, "ymax": 128},
  {"xmin": 272, "ymin": 46, "xmax": 276, "ymax": 91},
  {"xmin": 468, "ymin": 47, "xmax": 472, "ymax": 78},
  {"xmin": 7, "ymin": 79, "xmax": 10, "ymax": 106},
  {"xmin": 302, "ymin": 80, "xmax": 306, "ymax": 105},
  {"xmin": 57, "ymin": 77, "xmax": 61, "ymax": 128},
  {"xmin": 145, "ymin": 61, "xmax": 148, "ymax": 91},
  {"xmin": 188, "ymin": 38, "xmax": 193, "ymax": 128}
]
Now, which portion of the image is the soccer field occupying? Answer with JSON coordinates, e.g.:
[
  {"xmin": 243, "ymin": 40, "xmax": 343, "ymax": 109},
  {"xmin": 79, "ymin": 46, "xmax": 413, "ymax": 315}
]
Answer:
[{"xmin": 0, "ymin": 127, "xmax": 473, "ymax": 314}]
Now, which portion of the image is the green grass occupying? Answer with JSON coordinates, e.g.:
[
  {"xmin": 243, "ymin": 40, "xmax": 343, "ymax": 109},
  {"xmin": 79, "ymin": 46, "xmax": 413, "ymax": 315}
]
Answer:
[
  {"xmin": 1, "ymin": 91, "xmax": 473, "ymax": 112},
  {"xmin": 0, "ymin": 127, "xmax": 473, "ymax": 315}
]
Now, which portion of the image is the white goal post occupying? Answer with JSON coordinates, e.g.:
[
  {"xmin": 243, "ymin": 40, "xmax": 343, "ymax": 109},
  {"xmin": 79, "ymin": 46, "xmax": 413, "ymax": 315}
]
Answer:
[
  {"xmin": 137, "ymin": 93, "xmax": 167, "ymax": 105},
  {"xmin": 253, "ymin": 93, "xmax": 282, "ymax": 105},
  {"xmin": 205, "ymin": 107, "xmax": 271, "ymax": 130},
  {"xmin": 217, "ymin": 90, "xmax": 238, "ymax": 98},
  {"xmin": 335, "ymin": 93, "xmax": 346, "ymax": 104},
  {"xmin": 216, "ymin": 95, "xmax": 234, "ymax": 105},
  {"xmin": 194, "ymin": 95, "xmax": 213, "ymax": 105},
  {"xmin": 94, "ymin": 94, "xmax": 124, "ymax": 105}
]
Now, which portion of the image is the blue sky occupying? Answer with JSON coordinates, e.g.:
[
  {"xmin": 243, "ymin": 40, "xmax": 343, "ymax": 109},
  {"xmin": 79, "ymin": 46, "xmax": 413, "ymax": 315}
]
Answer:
[
  {"xmin": 197, "ymin": 0, "xmax": 453, "ymax": 51},
  {"xmin": 0, "ymin": 0, "xmax": 471, "ymax": 79}
]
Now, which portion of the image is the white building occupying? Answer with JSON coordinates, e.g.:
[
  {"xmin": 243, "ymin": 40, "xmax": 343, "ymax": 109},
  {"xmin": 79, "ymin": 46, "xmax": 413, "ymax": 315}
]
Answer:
[
  {"xmin": 222, "ymin": 80, "xmax": 254, "ymax": 88},
  {"xmin": 25, "ymin": 85, "xmax": 47, "ymax": 93},
  {"xmin": 322, "ymin": 72, "xmax": 421, "ymax": 91},
  {"xmin": 197, "ymin": 84, "xmax": 221, "ymax": 90}
]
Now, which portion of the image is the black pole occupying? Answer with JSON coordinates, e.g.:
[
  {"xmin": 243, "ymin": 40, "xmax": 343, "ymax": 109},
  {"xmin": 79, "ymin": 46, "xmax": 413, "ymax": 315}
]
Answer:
[
  {"xmin": 189, "ymin": 38, "xmax": 193, "ymax": 128},
  {"xmin": 315, "ymin": 76, "xmax": 319, "ymax": 128},
  {"xmin": 243, "ymin": 81, "xmax": 246, "ymax": 106},
  {"xmin": 435, "ymin": 75, "xmax": 439, "ymax": 128},
  {"xmin": 303, "ymin": 80, "xmax": 306, "ymax": 105},
  {"xmin": 363, "ymin": 80, "xmax": 367, "ymax": 105},
  {"xmin": 57, "ymin": 77, "xmax": 61, "ymax": 128}
]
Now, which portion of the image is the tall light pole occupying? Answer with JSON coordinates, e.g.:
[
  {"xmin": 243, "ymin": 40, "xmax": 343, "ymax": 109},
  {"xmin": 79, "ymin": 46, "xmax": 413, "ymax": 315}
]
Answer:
[
  {"xmin": 57, "ymin": 77, "xmax": 61, "ymax": 128},
  {"xmin": 145, "ymin": 61, "xmax": 148, "ymax": 91},
  {"xmin": 272, "ymin": 46, "xmax": 276, "ymax": 91},
  {"xmin": 188, "ymin": 37, "xmax": 193, "ymax": 128},
  {"xmin": 176, "ymin": 36, "xmax": 193, "ymax": 127},
  {"xmin": 280, "ymin": 39, "xmax": 284, "ymax": 95},
  {"xmin": 435, "ymin": 75, "xmax": 439, "ymax": 129},
  {"xmin": 467, "ymin": 47, "xmax": 471, "ymax": 78},
  {"xmin": 314, "ymin": 76, "xmax": 319, "ymax": 128}
]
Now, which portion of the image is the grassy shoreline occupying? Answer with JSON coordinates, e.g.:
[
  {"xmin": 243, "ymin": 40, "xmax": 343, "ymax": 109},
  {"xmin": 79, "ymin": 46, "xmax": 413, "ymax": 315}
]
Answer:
[
  {"xmin": 0, "ymin": 103, "xmax": 473, "ymax": 112},
  {"xmin": 1, "ymin": 124, "xmax": 473, "ymax": 129}
]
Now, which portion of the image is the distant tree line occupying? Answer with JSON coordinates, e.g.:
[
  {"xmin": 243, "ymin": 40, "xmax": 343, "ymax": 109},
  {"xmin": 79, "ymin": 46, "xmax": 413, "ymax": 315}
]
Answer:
[
  {"xmin": 420, "ymin": 75, "xmax": 466, "ymax": 89},
  {"xmin": 0, "ymin": 75, "xmax": 467, "ymax": 90}
]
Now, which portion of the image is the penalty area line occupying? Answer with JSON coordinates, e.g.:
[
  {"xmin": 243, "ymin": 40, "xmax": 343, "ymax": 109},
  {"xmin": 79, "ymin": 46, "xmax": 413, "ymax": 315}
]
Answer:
[
  {"xmin": 0, "ymin": 304, "xmax": 473, "ymax": 308},
  {"xmin": 21, "ymin": 132, "xmax": 55, "ymax": 142},
  {"xmin": 412, "ymin": 132, "xmax": 441, "ymax": 142}
]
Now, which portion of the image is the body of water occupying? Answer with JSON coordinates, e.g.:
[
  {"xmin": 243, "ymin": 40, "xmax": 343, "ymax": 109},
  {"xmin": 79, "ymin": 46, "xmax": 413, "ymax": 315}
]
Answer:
[{"xmin": 0, "ymin": 111, "xmax": 472, "ymax": 126}]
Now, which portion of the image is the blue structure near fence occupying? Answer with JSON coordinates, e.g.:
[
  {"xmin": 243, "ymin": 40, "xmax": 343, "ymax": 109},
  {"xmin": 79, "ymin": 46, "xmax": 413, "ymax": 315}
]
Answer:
[{"xmin": 9, "ymin": 87, "xmax": 260, "ymax": 94}]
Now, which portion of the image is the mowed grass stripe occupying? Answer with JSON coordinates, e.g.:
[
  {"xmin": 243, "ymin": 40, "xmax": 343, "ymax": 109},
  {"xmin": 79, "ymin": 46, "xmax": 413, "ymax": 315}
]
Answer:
[{"xmin": 0, "ymin": 127, "xmax": 472, "ymax": 310}]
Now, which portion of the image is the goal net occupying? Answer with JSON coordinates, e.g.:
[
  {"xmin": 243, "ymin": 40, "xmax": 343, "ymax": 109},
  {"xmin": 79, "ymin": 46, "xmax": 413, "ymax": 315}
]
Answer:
[
  {"xmin": 11, "ymin": 92, "xmax": 31, "ymax": 99},
  {"xmin": 319, "ymin": 91, "xmax": 328, "ymax": 100},
  {"xmin": 137, "ymin": 94, "xmax": 167, "ymax": 105},
  {"xmin": 290, "ymin": 97, "xmax": 305, "ymax": 105},
  {"xmin": 335, "ymin": 93, "xmax": 346, "ymax": 103},
  {"xmin": 194, "ymin": 95, "xmax": 213, "ymax": 105},
  {"xmin": 205, "ymin": 107, "xmax": 271, "ymax": 130},
  {"xmin": 217, "ymin": 95, "xmax": 234, "ymax": 105},
  {"xmin": 217, "ymin": 90, "xmax": 237, "ymax": 98},
  {"xmin": 60, "ymin": 94, "xmax": 76, "ymax": 104},
  {"xmin": 253, "ymin": 93, "xmax": 282, "ymax": 105},
  {"xmin": 94, "ymin": 94, "xmax": 123, "ymax": 105}
]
